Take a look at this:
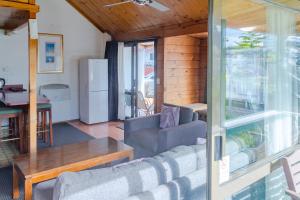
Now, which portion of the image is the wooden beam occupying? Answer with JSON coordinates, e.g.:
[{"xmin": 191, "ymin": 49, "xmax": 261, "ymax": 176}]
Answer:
[
  {"xmin": 114, "ymin": 20, "xmax": 208, "ymax": 41},
  {"xmin": 28, "ymin": 12, "xmax": 37, "ymax": 154},
  {"xmin": 0, "ymin": 0, "xmax": 39, "ymax": 12},
  {"xmin": 189, "ymin": 32, "xmax": 208, "ymax": 38}
]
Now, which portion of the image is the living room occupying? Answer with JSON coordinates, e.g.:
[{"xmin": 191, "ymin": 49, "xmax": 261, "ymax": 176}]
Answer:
[{"xmin": 1, "ymin": 0, "xmax": 300, "ymax": 200}]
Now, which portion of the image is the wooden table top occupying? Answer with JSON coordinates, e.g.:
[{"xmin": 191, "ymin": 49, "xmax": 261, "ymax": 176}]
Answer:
[
  {"xmin": 14, "ymin": 137, "xmax": 133, "ymax": 179},
  {"xmin": 0, "ymin": 92, "xmax": 49, "ymax": 106},
  {"xmin": 184, "ymin": 103, "xmax": 207, "ymax": 112}
]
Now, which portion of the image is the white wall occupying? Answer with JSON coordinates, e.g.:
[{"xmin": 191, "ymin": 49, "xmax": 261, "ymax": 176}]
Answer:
[{"xmin": 0, "ymin": 0, "xmax": 111, "ymax": 122}]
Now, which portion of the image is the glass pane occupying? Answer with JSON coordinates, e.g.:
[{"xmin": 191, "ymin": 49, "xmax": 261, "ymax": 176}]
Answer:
[
  {"xmin": 220, "ymin": 0, "xmax": 300, "ymax": 176},
  {"xmin": 136, "ymin": 42, "xmax": 155, "ymax": 117},
  {"xmin": 226, "ymin": 167, "xmax": 290, "ymax": 200},
  {"xmin": 123, "ymin": 46, "xmax": 133, "ymax": 118}
]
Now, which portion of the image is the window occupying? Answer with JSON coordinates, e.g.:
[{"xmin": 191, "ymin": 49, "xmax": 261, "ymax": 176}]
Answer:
[{"xmin": 216, "ymin": 0, "xmax": 300, "ymax": 177}]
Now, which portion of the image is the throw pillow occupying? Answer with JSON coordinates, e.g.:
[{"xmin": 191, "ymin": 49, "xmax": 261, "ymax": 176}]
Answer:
[{"xmin": 160, "ymin": 105, "xmax": 180, "ymax": 129}]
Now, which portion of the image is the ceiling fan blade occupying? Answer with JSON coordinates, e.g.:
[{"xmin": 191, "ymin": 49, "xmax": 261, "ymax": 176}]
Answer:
[
  {"xmin": 148, "ymin": 0, "xmax": 170, "ymax": 12},
  {"xmin": 104, "ymin": 0, "xmax": 132, "ymax": 8}
]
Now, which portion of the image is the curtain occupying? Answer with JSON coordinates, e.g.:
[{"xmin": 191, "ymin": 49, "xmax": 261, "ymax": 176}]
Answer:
[
  {"xmin": 265, "ymin": 7, "xmax": 298, "ymax": 155},
  {"xmin": 118, "ymin": 42, "xmax": 125, "ymax": 120},
  {"xmin": 138, "ymin": 45, "xmax": 146, "ymax": 96},
  {"xmin": 105, "ymin": 41, "xmax": 119, "ymax": 121}
]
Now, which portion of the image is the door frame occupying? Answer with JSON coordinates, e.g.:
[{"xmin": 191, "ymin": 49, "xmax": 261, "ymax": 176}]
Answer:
[{"xmin": 124, "ymin": 39, "xmax": 158, "ymax": 118}]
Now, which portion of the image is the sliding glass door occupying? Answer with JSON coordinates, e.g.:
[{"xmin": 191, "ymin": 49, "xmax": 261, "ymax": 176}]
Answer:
[
  {"xmin": 208, "ymin": 0, "xmax": 300, "ymax": 199},
  {"xmin": 123, "ymin": 40, "xmax": 156, "ymax": 118}
]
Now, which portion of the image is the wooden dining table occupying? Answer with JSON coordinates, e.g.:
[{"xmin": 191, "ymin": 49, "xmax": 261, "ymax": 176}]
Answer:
[
  {"xmin": 0, "ymin": 92, "xmax": 50, "ymax": 153},
  {"xmin": 0, "ymin": 92, "xmax": 49, "ymax": 107}
]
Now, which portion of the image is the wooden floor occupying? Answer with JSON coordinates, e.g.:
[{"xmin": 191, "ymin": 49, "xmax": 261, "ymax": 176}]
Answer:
[{"xmin": 68, "ymin": 120, "xmax": 124, "ymax": 141}]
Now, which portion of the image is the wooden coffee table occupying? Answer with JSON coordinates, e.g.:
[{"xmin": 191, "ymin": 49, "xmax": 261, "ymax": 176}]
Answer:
[{"xmin": 12, "ymin": 137, "xmax": 134, "ymax": 200}]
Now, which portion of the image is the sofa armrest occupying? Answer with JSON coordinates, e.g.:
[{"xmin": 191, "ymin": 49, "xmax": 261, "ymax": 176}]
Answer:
[
  {"xmin": 158, "ymin": 120, "xmax": 207, "ymax": 153},
  {"xmin": 193, "ymin": 112, "xmax": 199, "ymax": 121},
  {"xmin": 124, "ymin": 114, "xmax": 160, "ymax": 134}
]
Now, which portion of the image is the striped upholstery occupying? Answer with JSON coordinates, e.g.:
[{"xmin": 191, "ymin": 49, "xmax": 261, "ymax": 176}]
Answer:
[
  {"xmin": 34, "ymin": 145, "xmax": 207, "ymax": 200},
  {"xmin": 126, "ymin": 170, "xmax": 206, "ymax": 200}
]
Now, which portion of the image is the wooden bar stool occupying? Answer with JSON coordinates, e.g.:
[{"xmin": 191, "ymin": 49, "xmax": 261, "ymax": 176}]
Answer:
[
  {"xmin": 37, "ymin": 103, "xmax": 53, "ymax": 146},
  {"xmin": 0, "ymin": 107, "xmax": 24, "ymax": 153}
]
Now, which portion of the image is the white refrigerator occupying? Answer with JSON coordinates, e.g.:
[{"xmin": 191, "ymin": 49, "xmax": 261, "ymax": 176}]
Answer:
[{"xmin": 79, "ymin": 59, "xmax": 108, "ymax": 124}]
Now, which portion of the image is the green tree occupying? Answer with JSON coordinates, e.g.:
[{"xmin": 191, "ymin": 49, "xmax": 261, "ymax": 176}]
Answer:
[{"xmin": 235, "ymin": 32, "xmax": 265, "ymax": 49}]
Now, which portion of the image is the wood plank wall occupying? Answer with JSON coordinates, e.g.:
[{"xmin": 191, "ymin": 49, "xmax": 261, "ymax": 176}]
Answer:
[
  {"xmin": 162, "ymin": 35, "xmax": 207, "ymax": 106},
  {"xmin": 198, "ymin": 37, "xmax": 208, "ymax": 103}
]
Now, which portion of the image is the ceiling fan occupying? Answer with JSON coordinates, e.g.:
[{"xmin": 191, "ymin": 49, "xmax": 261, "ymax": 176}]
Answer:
[{"xmin": 104, "ymin": 0, "xmax": 170, "ymax": 12}]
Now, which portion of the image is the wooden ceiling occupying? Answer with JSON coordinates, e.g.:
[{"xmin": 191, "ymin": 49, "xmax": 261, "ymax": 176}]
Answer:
[
  {"xmin": 67, "ymin": 0, "xmax": 208, "ymax": 41},
  {"xmin": 273, "ymin": 0, "xmax": 300, "ymax": 10},
  {"xmin": 223, "ymin": 0, "xmax": 300, "ymax": 32}
]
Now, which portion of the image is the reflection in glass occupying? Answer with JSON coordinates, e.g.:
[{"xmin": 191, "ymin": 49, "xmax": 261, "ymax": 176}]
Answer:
[
  {"xmin": 227, "ymin": 167, "xmax": 290, "ymax": 200},
  {"xmin": 222, "ymin": 0, "xmax": 300, "ymax": 175}
]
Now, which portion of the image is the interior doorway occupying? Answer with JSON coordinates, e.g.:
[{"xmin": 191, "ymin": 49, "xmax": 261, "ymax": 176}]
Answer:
[{"xmin": 123, "ymin": 40, "xmax": 156, "ymax": 118}]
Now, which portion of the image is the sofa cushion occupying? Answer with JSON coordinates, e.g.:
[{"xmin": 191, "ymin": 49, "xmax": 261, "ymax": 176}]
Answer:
[
  {"xmin": 160, "ymin": 105, "xmax": 180, "ymax": 129},
  {"xmin": 154, "ymin": 145, "xmax": 200, "ymax": 182},
  {"xmin": 163, "ymin": 103, "xmax": 194, "ymax": 125},
  {"xmin": 172, "ymin": 168, "xmax": 207, "ymax": 200},
  {"xmin": 51, "ymin": 145, "xmax": 207, "ymax": 200},
  {"xmin": 178, "ymin": 106, "xmax": 194, "ymax": 125},
  {"xmin": 125, "ymin": 182, "xmax": 180, "ymax": 200},
  {"xmin": 52, "ymin": 158, "xmax": 166, "ymax": 200},
  {"xmin": 129, "ymin": 128, "xmax": 160, "ymax": 152},
  {"xmin": 125, "ymin": 168, "xmax": 207, "ymax": 200}
]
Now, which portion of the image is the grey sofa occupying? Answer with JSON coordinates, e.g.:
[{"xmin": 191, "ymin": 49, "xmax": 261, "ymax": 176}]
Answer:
[
  {"xmin": 33, "ymin": 144, "xmax": 207, "ymax": 200},
  {"xmin": 124, "ymin": 104, "xmax": 207, "ymax": 158}
]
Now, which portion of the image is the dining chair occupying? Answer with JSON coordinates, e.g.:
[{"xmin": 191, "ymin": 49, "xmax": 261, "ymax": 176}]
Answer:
[
  {"xmin": 282, "ymin": 149, "xmax": 300, "ymax": 200},
  {"xmin": 0, "ymin": 107, "xmax": 24, "ymax": 153},
  {"xmin": 37, "ymin": 103, "xmax": 53, "ymax": 146},
  {"xmin": 137, "ymin": 91, "xmax": 154, "ymax": 116}
]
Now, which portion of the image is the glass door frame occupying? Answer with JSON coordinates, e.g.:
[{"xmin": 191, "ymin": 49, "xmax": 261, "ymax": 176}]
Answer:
[
  {"xmin": 124, "ymin": 39, "xmax": 158, "ymax": 118},
  {"xmin": 207, "ymin": 0, "xmax": 300, "ymax": 199},
  {"xmin": 124, "ymin": 41, "xmax": 138, "ymax": 118}
]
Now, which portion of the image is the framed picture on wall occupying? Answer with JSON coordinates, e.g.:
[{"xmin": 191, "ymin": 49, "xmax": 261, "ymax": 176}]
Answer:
[{"xmin": 38, "ymin": 33, "xmax": 64, "ymax": 73}]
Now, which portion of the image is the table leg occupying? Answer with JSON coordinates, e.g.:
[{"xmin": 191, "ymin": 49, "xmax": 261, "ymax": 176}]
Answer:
[
  {"xmin": 24, "ymin": 178, "xmax": 32, "ymax": 200},
  {"xmin": 18, "ymin": 113, "xmax": 24, "ymax": 153},
  {"xmin": 12, "ymin": 164, "xmax": 20, "ymax": 200},
  {"xmin": 24, "ymin": 112, "xmax": 28, "ymax": 153}
]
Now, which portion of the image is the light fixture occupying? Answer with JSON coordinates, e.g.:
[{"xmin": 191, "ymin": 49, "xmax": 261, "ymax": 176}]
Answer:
[{"xmin": 240, "ymin": 26, "xmax": 256, "ymax": 32}]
